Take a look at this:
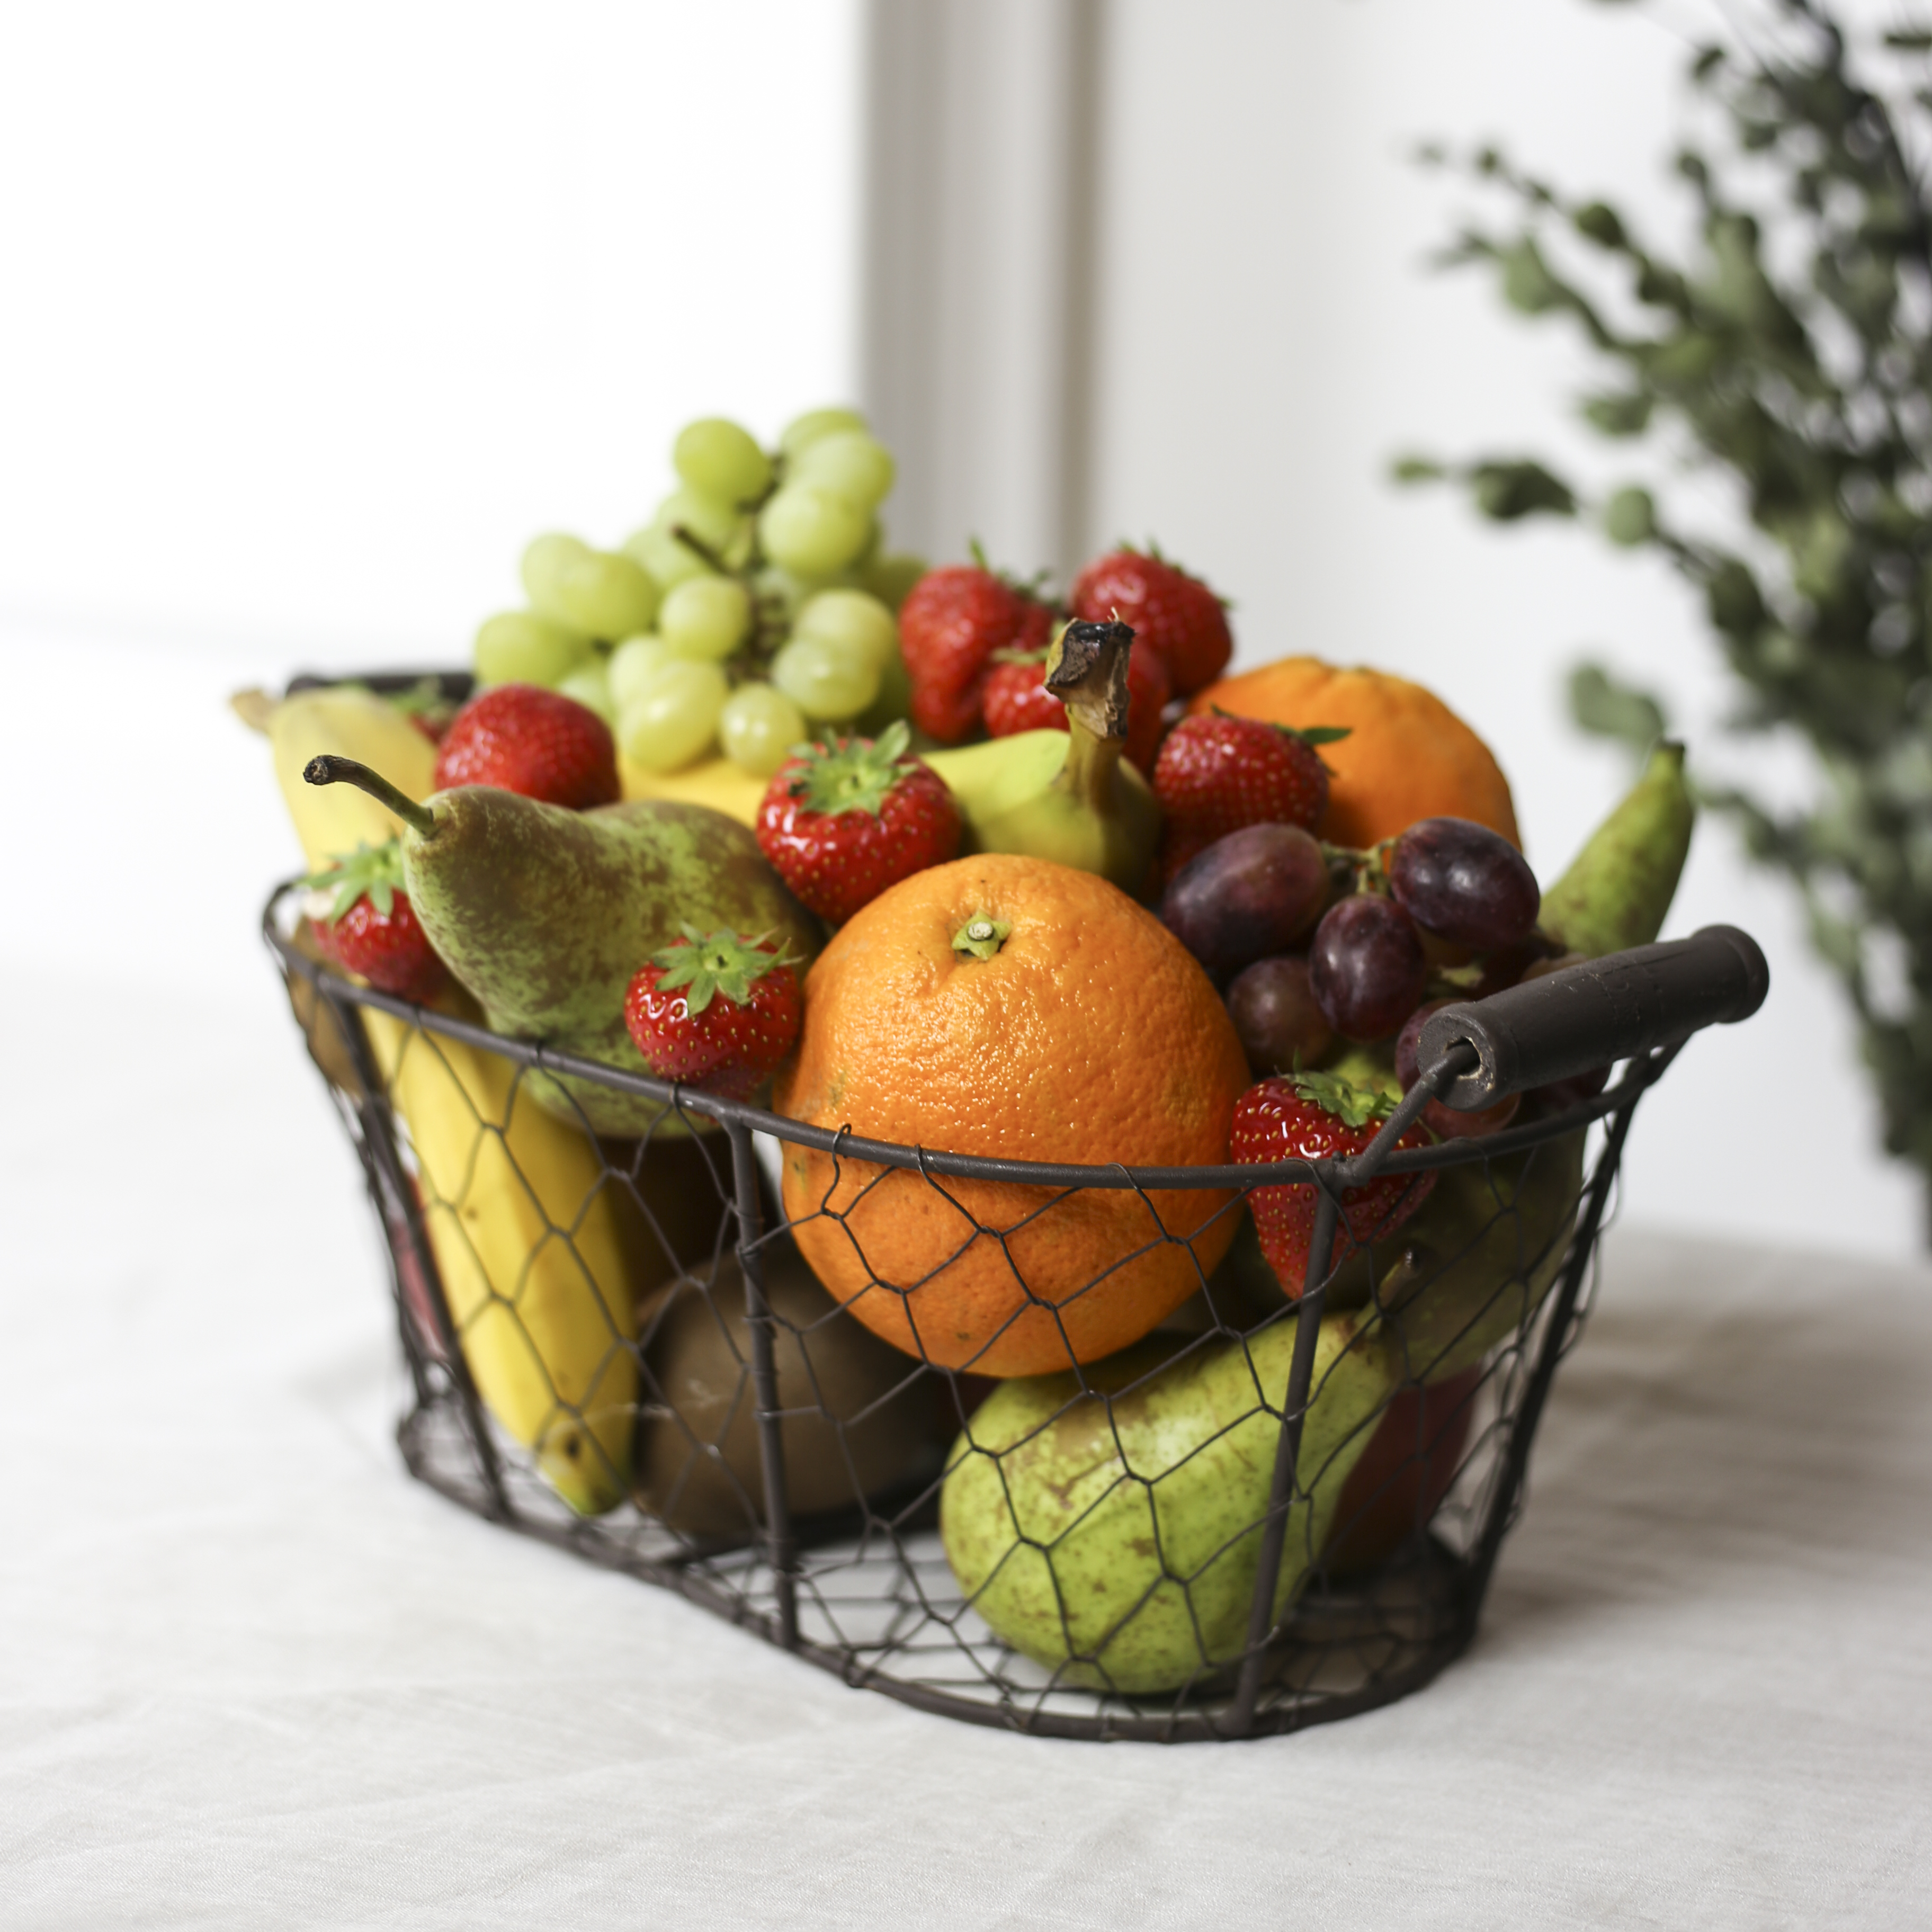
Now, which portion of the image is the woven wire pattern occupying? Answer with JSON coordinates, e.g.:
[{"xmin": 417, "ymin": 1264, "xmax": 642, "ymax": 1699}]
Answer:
[{"xmin": 269, "ymin": 884, "xmax": 1647, "ymax": 1743}]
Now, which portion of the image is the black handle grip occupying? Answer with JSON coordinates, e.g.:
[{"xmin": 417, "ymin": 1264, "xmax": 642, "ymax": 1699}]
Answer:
[{"xmin": 1416, "ymin": 924, "xmax": 1769, "ymax": 1110}]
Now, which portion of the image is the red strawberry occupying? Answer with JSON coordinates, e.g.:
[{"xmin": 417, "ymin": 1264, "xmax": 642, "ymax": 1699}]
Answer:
[
  {"xmin": 899, "ymin": 560, "xmax": 1054, "ymax": 743},
  {"xmin": 982, "ymin": 636, "xmax": 1173, "ymax": 773},
  {"xmin": 1230, "ymin": 1069, "xmax": 1436, "ymax": 1294},
  {"xmin": 623, "ymin": 927, "xmax": 801, "ymax": 1101},
  {"xmin": 303, "ymin": 840, "xmax": 449, "ymax": 1003},
  {"xmin": 1152, "ymin": 712, "xmax": 1345, "ymax": 882},
  {"xmin": 433, "ymin": 682, "xmax": 619, "ymax": 809},
  {"xmin": 1070, "ymin": 546, "xmax": 1232, "ymax": 695},
  {"xmin": 757, "ymin": 721, "xmax": 961, "ymax": 924}
]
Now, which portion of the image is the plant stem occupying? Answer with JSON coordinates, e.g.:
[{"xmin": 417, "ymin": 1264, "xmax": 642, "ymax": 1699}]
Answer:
[{"xmin": 303, "ymin": 756, "xmax": 439, "ymax": 838}]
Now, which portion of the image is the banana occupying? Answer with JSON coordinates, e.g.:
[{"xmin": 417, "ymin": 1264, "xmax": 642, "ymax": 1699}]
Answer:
[
  {"xmin": 267, "ymin": 686, "xmax": 440, "ymax": 868},
  {"xmin": 618, "ymin": 750, "xmax": 765, "ymax": 828},
  {"xmin": 259, "ymin": 683, "xmax": 637, "ymax": 1514},
  {"xmin": 362, "ymin": 1007, "xmax": 637, "ymax": 1515}
]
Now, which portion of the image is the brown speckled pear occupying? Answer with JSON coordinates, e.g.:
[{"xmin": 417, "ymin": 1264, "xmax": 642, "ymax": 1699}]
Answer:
[{"xmin": 304, "ymin": 758, "xmax": 821, "ymax": 1135}]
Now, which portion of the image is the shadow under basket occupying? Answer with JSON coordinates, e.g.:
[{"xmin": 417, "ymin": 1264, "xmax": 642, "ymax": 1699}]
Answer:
[{"xmin": 266, "ymin": 882, "xmax": 1765, "ymax": 1742}]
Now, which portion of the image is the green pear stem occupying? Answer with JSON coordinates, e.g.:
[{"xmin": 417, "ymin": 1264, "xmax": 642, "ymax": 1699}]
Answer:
[
  {"xmin": 304, "ymin": 755, "xmax": 439, "ymax": 839},
  {"xmin": 1045, "ymin": 619, "xmax": 1132, "ymax": 810}
]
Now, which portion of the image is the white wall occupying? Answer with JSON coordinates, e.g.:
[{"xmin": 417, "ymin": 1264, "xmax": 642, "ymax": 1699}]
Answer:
[
  {"xmin": 0, "ymin": 0, "xmax": 862, "ymax": 675},
  {"xmin": 1083, "ymin": 0, "xmax": 1921, "ymax": 1256}
]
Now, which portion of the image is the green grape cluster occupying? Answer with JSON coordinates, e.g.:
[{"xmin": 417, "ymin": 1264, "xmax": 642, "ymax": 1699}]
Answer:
[{"xmin": 470, "ymin": 408, "xmax": 926, "ymax": 780}]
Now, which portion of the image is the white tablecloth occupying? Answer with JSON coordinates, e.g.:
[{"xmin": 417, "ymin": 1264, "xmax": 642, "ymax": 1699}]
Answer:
[{"xmin": 4, "ymin": 962, "xmax": 1929, "ymax": 1930}]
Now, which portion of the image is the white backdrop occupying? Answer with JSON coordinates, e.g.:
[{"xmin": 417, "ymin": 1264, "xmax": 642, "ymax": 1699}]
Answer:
[{"xmin": 0, "ymin": 0, "xmax": 862, "ymax": 669}]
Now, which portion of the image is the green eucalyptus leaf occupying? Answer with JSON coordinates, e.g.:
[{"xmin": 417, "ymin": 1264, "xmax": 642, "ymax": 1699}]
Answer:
[
  {"xmin": 1470, "ymin": 460, "xmax": 1577, "ymax": 521},
  {"xmin": 1568, "ymin": 662, "xmax": 1669, "ymax": 746},
  {"xmin": 1574, "ymin": 201, "xmax": 1629, "ymax": 248},
  {"xmin": 1582, "ymin": 391, "xmax": 1654, "ymax": 436},
  {"xmin": 1603, "ymin": 486, "xmax": 1657, "ymax": 546},
  {"xmin": 1501, "ymin": 237, "xmax": 1565, "ymax": 314}
]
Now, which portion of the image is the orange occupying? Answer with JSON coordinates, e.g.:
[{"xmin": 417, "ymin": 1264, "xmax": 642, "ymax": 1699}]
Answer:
[
  {"xmin": 773, "ymin": 855, "xmax": 1250, "ymax": 1378},
  {"xmin": 1192, "ymin": 656, "xmax": 1520, "ymax": 851}
]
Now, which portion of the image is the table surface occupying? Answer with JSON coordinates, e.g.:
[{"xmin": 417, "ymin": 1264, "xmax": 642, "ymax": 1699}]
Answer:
[{"xmin": 4, "ymin": 959, "xmax": 1930, "ymax": 1932}]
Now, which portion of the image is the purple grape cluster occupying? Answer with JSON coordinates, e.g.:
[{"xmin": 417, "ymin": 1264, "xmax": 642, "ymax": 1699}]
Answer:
[{"xmin": 1159, "ymin": 814, "xmax": 1579, "ymax": 1132}]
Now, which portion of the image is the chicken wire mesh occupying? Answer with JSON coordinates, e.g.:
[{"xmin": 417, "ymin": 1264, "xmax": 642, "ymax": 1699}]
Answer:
[{"xmin": 267, "ymin": 881, "xmax": 1659, "ymax": 1743}]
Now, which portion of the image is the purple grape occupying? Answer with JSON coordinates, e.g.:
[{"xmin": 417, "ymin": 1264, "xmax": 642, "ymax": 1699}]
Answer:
[
  {"xmin": 1159, "ymin": 823, "xmax": 1329, "ymax": 976},
  {"xmin": 1226, "ymin": 954, "xmax": 1334, "ymax": 1076},
  {"xmin": 1387, "ymin": 817, "xmax": 1540, "ymax": 951},
  {"xmin": 1308, "ymin": 895, "xmax": 1428, "ymax": 1042}
]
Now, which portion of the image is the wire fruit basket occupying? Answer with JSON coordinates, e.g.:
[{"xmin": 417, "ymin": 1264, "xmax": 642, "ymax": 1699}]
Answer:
[{"xmin": 266, "ymin": 853, "xmax": 1765, "ymax": 1742}]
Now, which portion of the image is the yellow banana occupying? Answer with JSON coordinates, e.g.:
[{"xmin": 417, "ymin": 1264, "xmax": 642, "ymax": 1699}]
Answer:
[
  {"xmin": 268, "ymin": 686, "xmax": 440, "ymax": 868},
  {"xmin": 363, "ymin": 1009, "xmax": 638, "ymax": 1515},
  {"xmin": 619, "ymin": 750, "xmax": 764, "ymax": 827},
  {"xmin": 258, "ymin": 682, "xmax": 638, "ymax": 1514}
]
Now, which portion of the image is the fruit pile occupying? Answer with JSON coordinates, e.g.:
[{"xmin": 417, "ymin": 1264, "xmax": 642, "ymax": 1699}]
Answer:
[{"xmin": 253, "ymin": 406, "xmax": 1697, "ymax": 1698}]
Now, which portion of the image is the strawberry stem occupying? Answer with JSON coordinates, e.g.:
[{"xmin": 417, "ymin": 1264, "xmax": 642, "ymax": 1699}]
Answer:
[{"xmin": 303, "ymin": 756, "xmax": 439, "ymax": 838}]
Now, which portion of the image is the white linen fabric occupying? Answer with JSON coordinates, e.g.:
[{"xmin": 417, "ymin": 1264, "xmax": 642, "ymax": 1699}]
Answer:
[{"xmin": 3, "ymin": 965, "xmax": 1928, "ymax": 1931}]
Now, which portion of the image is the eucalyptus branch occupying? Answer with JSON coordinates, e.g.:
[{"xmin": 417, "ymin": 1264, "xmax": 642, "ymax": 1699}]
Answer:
[{"xmin": 1404, "ymin": 0, "xmax": 1932, "ymax": 1233}]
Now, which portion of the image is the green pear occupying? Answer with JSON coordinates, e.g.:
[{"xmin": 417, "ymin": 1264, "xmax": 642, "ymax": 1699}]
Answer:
[
  {"xmin": 1540, "ymin": 740, "xmax": 1695, "ymax": 958},
  {"xmin": 941, "ymin": 1310, "xmax": 1397, "ymax": 1695},
  {"xmin": 304, "ymin": 759, "xmax": 821, "ymax": 1135},
  {"xmin": 1332, "ymin": 1132, "xmax": 1586, "ymax": 1384},
  {"xmin": 924, "ymin": 620, "xmax": 1160, "ymax": 896}
]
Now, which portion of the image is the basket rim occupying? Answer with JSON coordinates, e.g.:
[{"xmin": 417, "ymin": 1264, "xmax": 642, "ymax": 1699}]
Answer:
[{"xmin": 265, "ymin": 879, "xmax": 1653, "ymax": 1193}]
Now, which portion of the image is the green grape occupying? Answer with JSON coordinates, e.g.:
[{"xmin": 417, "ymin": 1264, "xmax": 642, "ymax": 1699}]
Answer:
[
  {"xmin": 792, "ymin": 431, "xmax": 895, "ymax": 508},
  {"xmin": 750, "ymin": 565, "xmax": 813, "ymax": 623},
  {"xmin": 759, "ymin": 485, "xmax": 871, "ymax": 577},
  {"xmin": 656, "ymin": 486, "xmax": 747, "ymax": 556},
  {"xmin": 608, "ymin": 633, "xmax": 677, "ymax": 709},
  {"xmin": 779, "ymin": 406, "xmax": 867, "ymax": 460},
  {"xmin": 557, "ymin": 658, "xmax": 616, "ymax": 723},
  {"xmin": 520, "ymin": 532, "xmax": 589, "ymax": 619},
  {"xmin": 624, "ymin": 521, "xmax": 711, "ymax": 593},
  {"xmin": 473, "ymin": 610, "xmax": 593, "ymax": 687},
  {"xmin": 570, "ymin": 550, "xmax": 660, "ymax": 638},
  {"xmin": 719, "ymin": 682, "xmax": 809, "ymax": 779},
  {"xmin": 794, "ymin": 587, "xmax": 897, "ymax": 672},
  {"xmin": 673, "ymin": 418, "xmax": 773, "ymax": 507},
  {"xmin": 616, "ymin": 660, "xmax": 728, "ymax": 772},
  {"xmin": 525, "ymin": 533, "xmax": 659, "ymax": 638},
  {"xmin": 771, "ymin": 633, "xmax": 881, "ymax": 722},
  {"xmin": 861, "ymin": 551, "xmax": 931, "ymax": 611},
  {"xmin": 660, "ymin": 574, "xmax": 751, "ymax": 662},
  {"xmin": 854, "ymin": 646, "xmax": 913, "ymax": 737}
]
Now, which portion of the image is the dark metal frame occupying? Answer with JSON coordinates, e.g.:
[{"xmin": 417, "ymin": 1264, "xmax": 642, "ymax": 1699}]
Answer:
[{"xmin": 266, "ymin": 881, "xmax": 1663, "ymax": 1742}]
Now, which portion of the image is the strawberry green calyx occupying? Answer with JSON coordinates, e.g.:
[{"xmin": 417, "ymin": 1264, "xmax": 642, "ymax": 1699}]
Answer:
[
  {"xmin": 786, "ymin": 720, "xmax": 917, "ymax": 818},
  {"xmin": 966, "ymin": 536, "xmax": 1054, "ymax": 601},
  {"xmin": 1205, "ymin": 706, "xmax": 1350, "ymax": 752},
  {"xmin": 649, "ymin": 925, "xmax": 793, "ymax": 1016},
  {"xmin": 1289, "ymin": 1068, "xmax": 1397, "ymax": 1130},
  {"xmin": 303, "ymin": 839, "xmax": 406, "ymax": 922}
]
